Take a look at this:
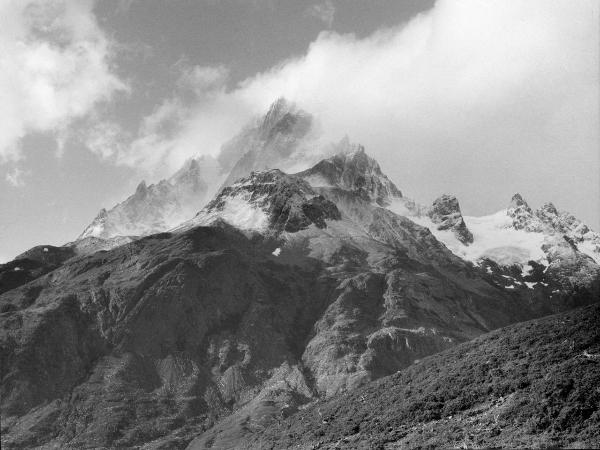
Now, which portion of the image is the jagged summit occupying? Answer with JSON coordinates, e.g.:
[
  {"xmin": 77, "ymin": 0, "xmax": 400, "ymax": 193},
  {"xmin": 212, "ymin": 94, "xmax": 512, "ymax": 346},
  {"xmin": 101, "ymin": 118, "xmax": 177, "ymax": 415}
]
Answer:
[
  {"xmin": 428, "ymin": 194, "xmax": 473, "ymax": 244},
  {"xmin": 509, "ymin": 193, "xmax": 531, "ymax": 211},
  {"xmin": 260, "ymin": 97, "xmax": 300, "ymax": 138},
  {"xmin": 507, "ymin": 193, "xmax": 542, "ymax": 232},
  {"xmin": 78, "ymin": 155, "xmax": 221, "ymax": 241},
  {"xmin": 219, "ymin": 98, "xmax": 314, "ymax": 187},
  {"xmin": 296, "ymin": 140, "xmax": 402, "ymax": 206},
  {"xmin": 184, "ymin": 169, "xmax": 341, "ymax": 233},
  {"xmin": 134, "ymin": 180, "xmax": 147, "ymax": 197}
]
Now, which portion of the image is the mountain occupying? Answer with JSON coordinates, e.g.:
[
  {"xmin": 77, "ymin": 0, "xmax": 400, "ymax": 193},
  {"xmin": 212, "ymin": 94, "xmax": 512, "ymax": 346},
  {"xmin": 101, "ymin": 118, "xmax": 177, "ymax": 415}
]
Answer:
[
  {"xmin": 78, "ymin": 156, "xmax": 221, "ymax": 241},
  {"xmin": 246, "ymin": 303, "xmax": 600, "ymax": 449},
  {"xmin": 218, "ymin": 98, "xmax": 316, "ymax": 188},
  {"xmin": 76, "ymin": 98, "xmax": 319, "ymax": 250},
  {"xmin": 386, "ymin": 192, "xmax": 600, "ymax": 291},
  {"xmin": 2, "ymin": 144, "xmax": 598, "ymax": 449},
  {"xmin": 296, "ymin": 140, "xmax": 402, "ymax": 206}
]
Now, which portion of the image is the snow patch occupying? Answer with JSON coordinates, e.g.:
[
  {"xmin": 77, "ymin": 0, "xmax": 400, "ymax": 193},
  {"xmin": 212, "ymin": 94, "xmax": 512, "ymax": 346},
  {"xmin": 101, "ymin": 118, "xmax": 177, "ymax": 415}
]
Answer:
[
  {"xmin": 525, "ymin": 282, "xmax": 537, "ymax": 289},
  {"xmin": 272, "ymin": 248, "xmax": 281, "ymax": 256},
  {"xmin": 387, "ymin": 198, "xmax": 413, "ymax": 217},
  {"xmin": 521, "ymin": 263, "xmax": 533, "ymax": 277},
  {"xmin": 302, "ymin": 174, "xmax": 334, "ymax": 188},
  {"xmin": 43, "ymin": 247, "xmax": 48, "ymax": 252},
  {"xmin": 195, "ymin": 194, "xmax": 269, "ymax": 232},
  {"xmin": 577, "ymin": 240, "xmax": 600, "ymax": 264},
  {"xmin": 409, "ymin": 209, "xmax": 548, "ymax": 267}
]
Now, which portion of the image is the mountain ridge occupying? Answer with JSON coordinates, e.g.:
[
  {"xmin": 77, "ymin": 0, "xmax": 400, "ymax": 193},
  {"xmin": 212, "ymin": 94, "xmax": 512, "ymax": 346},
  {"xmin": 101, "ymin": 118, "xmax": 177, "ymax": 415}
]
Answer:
[{"xmin": 1, "ymin": 99, "xmax": 599, "ymax": 449}]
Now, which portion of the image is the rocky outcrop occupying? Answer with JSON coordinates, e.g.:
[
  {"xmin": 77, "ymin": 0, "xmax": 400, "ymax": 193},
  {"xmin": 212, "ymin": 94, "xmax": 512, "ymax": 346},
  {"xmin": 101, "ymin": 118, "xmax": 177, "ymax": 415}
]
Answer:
[{"xmin": 428, "ymin": 194, "xmax": 473, "ymax": 244}]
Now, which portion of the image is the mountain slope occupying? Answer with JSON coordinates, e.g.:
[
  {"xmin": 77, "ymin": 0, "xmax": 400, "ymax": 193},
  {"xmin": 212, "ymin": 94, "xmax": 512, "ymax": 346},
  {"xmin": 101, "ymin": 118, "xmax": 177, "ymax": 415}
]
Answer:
[
  {"xmin": 1, "ymin": 225, "xmax": 336, "ymax": 449},
  {"xmin": 247, "ymin": 303, "xmax": 600, "ymax": 449}
]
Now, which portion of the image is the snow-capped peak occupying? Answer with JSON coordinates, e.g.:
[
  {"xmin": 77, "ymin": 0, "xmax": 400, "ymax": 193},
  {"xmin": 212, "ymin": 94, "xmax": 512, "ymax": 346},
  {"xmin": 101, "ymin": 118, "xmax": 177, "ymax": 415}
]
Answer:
[
  {"xmin": 78, "ymin": 155, "xmax": 223, "ymax": 241},
  {"xmin": 179, "ymin": 169, "xmax": 341, "ymax": 234}
]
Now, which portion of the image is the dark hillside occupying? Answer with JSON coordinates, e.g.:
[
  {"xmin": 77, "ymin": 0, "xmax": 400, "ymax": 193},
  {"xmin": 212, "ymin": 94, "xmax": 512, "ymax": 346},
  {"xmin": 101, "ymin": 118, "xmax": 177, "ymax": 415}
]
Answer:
[{"xmin": 248, "ymin": 303, "xmax": 600, "ymax": 449}]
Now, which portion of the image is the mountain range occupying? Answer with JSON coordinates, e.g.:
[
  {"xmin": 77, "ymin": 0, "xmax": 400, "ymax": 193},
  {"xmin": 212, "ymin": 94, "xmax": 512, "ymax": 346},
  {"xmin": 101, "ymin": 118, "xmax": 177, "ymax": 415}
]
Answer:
[{"xmin": 1, "ymin": 99, "xmax": 599, "ymax": 449}]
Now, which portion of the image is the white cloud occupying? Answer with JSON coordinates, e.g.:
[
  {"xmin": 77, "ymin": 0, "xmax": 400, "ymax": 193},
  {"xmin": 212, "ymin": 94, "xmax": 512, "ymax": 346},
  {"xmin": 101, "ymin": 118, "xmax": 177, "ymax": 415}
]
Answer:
[
  {"xmin": 114, "ymin": 0, "xmax": 599, "ymax": 227},
  {"xmin": 306, "ymin": 1, "xmax": 335, "ymax": 28},
  {"xmin": 177, "ymin": 64, "xmax": 230, "ymax": 95},
  {"xmin": 5, "ymin": 166, "xmax": 29, "ymax": 187},
  {"xmin": 84, "ymin": 121, "xmax": 128, "ymax": 160},
  {"xmin": 0, "ymin": 0, "xmax": 126, "ymax": 162}
]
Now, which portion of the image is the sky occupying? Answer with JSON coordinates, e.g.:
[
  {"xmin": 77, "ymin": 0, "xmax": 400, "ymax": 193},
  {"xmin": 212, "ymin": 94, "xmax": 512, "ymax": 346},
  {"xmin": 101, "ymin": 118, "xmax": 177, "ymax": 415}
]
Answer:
[{"xmin": 0, "ymin": 0, "xmax": 598, "ymax": 262}]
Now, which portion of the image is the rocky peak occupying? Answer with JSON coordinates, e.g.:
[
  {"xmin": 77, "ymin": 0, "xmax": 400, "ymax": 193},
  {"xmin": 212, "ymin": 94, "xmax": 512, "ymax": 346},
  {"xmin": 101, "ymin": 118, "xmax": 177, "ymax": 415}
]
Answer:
[
  {"xmin": 296, "ymin": 141, "xmax": 402, "ymax": 206},
  {"xmin": 507, "ymin": 193, "xmax": 542, "ymax": 232},
  {"xmin": 134, "ymin": 180, "xmax": 148, "ymax": 197},
  {"xmin": 220, "ymin": 98, "xmax": 314, "ymax": 187},
  {"xmin": 536, "ymin": 202, "xmax": 558, "ymax": 222},
  {"xmin": 192, "ymin": 169, "xmax": 341, "ymax": 233},
  {"xmin": 428, "ymin": 194, "xmax": 473, "ymax": 244},
  {"xmin": 509, "ymin": 193, "xmax": 531, "ymax": 211},
  {"xmin": 260, "ymin": 98, "xmax": 303, "ymax": 137}
]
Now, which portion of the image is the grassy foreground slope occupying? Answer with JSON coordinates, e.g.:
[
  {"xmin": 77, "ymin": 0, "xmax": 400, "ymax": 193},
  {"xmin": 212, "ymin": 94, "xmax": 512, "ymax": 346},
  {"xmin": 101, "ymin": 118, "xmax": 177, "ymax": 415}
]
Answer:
[{"xmin": 248, "ymin": 303, "xmax": 600, "ymax": 449}]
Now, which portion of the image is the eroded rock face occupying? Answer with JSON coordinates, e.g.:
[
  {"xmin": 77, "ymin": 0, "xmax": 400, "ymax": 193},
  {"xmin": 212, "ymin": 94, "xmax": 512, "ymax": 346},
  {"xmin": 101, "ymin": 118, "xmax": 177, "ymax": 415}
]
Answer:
[{"xmin": 428, "ymin": 194, "xmax": 474, "ymax": 244}]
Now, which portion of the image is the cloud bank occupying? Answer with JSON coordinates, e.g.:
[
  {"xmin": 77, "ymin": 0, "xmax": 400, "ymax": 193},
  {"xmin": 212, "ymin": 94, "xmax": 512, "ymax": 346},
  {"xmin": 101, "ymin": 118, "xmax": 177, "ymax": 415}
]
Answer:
[
  {"xmin": 113, "ymin": 0, "xmax": 597, "ymax": 224},
  {"xmin": 0, "ymin": 0, "xmax": 125, "ymax": 162}
]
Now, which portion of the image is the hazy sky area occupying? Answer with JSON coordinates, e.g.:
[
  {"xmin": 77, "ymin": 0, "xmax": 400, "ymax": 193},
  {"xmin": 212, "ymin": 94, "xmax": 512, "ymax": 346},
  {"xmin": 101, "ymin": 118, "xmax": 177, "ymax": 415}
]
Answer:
[{"xmin": 0, "ymin": 0, "xmax": 598, "ymax": 262}]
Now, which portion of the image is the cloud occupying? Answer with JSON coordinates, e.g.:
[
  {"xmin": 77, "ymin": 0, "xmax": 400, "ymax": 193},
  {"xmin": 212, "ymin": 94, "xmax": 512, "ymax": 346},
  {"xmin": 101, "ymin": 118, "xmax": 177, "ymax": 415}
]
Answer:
[
  {"xmin": 105, "ymin": 64, "xmax": 247, "ymax": 173},
  {"xmin": 5, "ymin": 166, "xmax": 29, "ymax": 187},
  {"xmin": 306, "ymin": 1, "xmax": 335, "ymax": 28},
  {"xmin": 83, "ymin": 121, "xmax": 129, "ymax": 160},
  {"xmin": 0, "ymin": 0, "xmax": 126, "ymax": 163},
  {"xmin": 111, "ymin": 0, "xmax": 599, "ymax": 226}
]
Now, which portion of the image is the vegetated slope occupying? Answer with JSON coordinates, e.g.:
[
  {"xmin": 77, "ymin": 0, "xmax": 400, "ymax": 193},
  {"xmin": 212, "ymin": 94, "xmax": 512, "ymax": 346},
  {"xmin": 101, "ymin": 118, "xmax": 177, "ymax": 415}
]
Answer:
[
  {"xmin": 248, "ymin": 303, "xmax": 600, "ymax": 450},
  {"xmin": 0, "ymin": 245, "xmax": 75, "ymax": 296}
]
